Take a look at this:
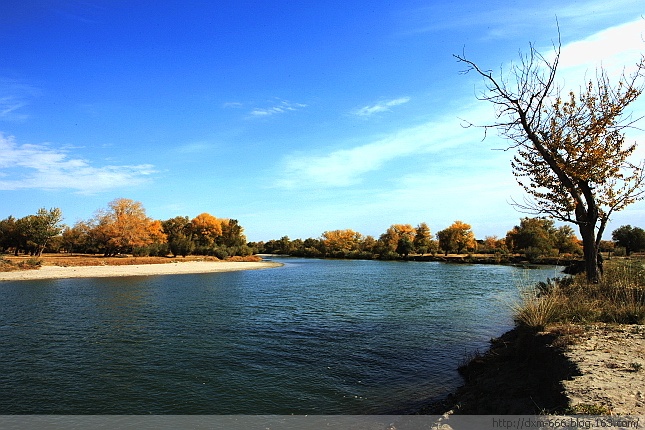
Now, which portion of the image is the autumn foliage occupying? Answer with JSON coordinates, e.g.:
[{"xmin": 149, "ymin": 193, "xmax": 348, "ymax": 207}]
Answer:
[
  {"xmin": 0, "ymin": 198, "xmax": 251, "ymax": 259},
  {"xmin": 456, "ymin": 39, "xmax": 645, "ymax": 282},
  {"xmin": 92, "ymin": 198, "xmax": 166, "ymax": 256},
  {"xmin": 0, "ymin": 199, "xmax": 631, "ymax": 264},
  {"xmin": 436, "ymin": 221, "xmax": 476, "ymax": 256}
]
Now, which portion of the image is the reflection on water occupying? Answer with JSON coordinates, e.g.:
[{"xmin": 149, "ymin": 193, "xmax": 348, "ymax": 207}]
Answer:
[{"xmin": 0, "ymin": 258, "xmax": 561, "ymax": 414}]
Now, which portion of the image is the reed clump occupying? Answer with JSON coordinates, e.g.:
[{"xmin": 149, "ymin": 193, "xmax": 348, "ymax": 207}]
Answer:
[{"xmin": 515, "ymin": 259, "xmax": 645, "ymax": 329}]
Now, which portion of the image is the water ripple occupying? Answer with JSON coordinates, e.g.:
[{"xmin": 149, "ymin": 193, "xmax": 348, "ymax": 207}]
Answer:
[{"xmin": 0, "ymin": 258, "xmax": 560, "ymax": 414}]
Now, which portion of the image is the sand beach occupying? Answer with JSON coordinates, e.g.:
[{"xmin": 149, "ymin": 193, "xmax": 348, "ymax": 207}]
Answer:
[{"xmin": 0, "ymin": 260, "xmax": 282, "ymax": 281}]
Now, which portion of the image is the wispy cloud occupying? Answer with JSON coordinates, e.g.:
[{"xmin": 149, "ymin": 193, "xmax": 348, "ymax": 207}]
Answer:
[
  {"xmin": 222, "ymin": 101, "xmax": 243, "ymax": 109},
  {"xmin": 175, "ymin": 140, "xmax": 217, "ymax": 154},
  {"xmin": 276, "ymin": 16, "xmax": 645, "ymax": 192},
  {"xmin": 275, "ymin": 108, "xmax": 486, "ymax": 189},
  {"xmin": 250, "ymin": 99, "xmax": 307, "ymax": 117},
  {"xmin": 399, "ymin": 0, "xmax": 642, "ymax": 41},
  {"xmin": 0, "ymin": 78, "xmax": 39, "ymax": 121},
  {"xmin": 0, "ymin": 134, "xmax": 155, "ymax": 194},
  {"xmin": 352, "ymin": 97, "xmax": 410, "ymax": 117},
  {"xmin": 0, "ymin": 97, "xmax": 28, "ymax": 119}
]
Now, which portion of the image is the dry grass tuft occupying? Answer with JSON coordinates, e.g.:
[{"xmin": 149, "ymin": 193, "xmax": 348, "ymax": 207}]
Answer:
[{"xmin": 515, "ymin": 259, "xmax": 645, "ymax": 328}]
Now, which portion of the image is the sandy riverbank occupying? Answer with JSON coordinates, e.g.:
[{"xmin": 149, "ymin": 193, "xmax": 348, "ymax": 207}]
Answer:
[
  {"xmin": 0, "ymin": 260, "xmax": 283, "ymax": 281},
  {"xmin": 562, "ymin": 323, "xmax": 645, "ymax": 415},
  {"xmin": 421, "ymin": 323, "xmax": 645, "ymax": 415}
]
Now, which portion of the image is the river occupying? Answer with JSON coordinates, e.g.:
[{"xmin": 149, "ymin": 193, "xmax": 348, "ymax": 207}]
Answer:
[{"xmin": 0, "ymin": 257, "xmax": 561, "ymax": 414}]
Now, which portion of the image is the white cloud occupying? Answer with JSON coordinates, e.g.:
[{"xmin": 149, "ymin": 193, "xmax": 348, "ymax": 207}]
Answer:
[
  {"xmin": 0, "ymin": 134, "xmax": 155, "ymax": 193},
  {"xmin": 352, "ymin": 97, "xmax": 411, "ymax": 117},
  {"xmin": 555, "ymin": 19, "xmax": 644, "ymax": 74},
  {"xmin": 250, "ymin": 99, "xmax": 307, "ymax": 117},
  {"xmin": 275, "ymin": 108, "xmax": 487, "ymax": 189},
  {"xmin": 546, "ymin": 18, "xmax": 645, "ymax": 159}
]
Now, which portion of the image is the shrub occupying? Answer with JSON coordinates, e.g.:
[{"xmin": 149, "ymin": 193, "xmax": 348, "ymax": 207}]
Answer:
[
  {"xmin": 613, "ymin": 247, "xmax": 626, "ymax": 257},
  {"xmin": 132, "ymin": 246, "xmax": 149, "ymax": 257},
  {"xmin": 17, "ymin": 258, "xmax": 42, "ymax": 270},
  {"xmin": 379, "ymin": 251, "xmax": 400, "ymax": 261},
  {"xmin": 193, "ymin": 245, "xmax": 212, "ymax": 256},
  {"xmin": 147, "ymin": 243, "xmax": 169, "ymax": 257},
  {"xmin": 212, "ymin": 247, "xmax": 229, "ymax": 260},
  {"xmin": 0, "ymin": 256, "xmax": 15, "ymax": 271}
]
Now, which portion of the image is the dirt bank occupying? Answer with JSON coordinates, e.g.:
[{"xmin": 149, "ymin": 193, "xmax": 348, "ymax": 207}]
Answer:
[{"xmin": 420, "ymin": 323, "xmax": 645, "ymax": 415}]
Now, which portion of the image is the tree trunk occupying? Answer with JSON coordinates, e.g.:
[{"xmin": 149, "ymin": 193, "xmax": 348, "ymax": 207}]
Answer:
[{"xmin": 579, "ymin": 224, "xmax": 601, "ymax": 283}]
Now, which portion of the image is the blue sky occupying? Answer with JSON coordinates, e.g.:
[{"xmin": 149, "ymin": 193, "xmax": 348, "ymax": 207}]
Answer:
[{"xmin": 1, "ymin": 0, "xmax": 644, "ymax": 242}]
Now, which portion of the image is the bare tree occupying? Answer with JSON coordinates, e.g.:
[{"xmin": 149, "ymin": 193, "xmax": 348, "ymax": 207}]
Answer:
[{"xmin": 455, "ymin": 38, "xmax": 645, "ymax": 282}]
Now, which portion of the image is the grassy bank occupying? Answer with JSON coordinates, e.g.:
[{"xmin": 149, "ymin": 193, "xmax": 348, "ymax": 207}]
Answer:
[{"xmin": 516, "ymin": 258, "xmax": 645, "ymax": 328}]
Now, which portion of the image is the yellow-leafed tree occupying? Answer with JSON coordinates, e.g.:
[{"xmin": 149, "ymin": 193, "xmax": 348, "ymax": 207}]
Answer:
[
  {"xmin": 455, "ymin": 38, "xmax": 645, "ymax": 282},
  {"xmin": 190, "ymin": 213, "xmax": 223, "ymax": 247},
  {"xmin": 379, "ymin": 224, "xmax": 416, "ymax": 253},
  {"xmin": 93, "ymin": 198, "xmax": 164, "ymax": 256},
  {"xmin": 322, "ymin": 229, "xmax": 364, "ymax": 254},
  {"xmin": 436, "ymin": 220, "xmax": 476, "ymax": 256}
]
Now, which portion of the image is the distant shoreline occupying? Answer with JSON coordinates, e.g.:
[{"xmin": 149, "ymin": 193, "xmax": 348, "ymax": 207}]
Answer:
[{"xmin": 0, "ymin": 260, "xmax": 283, "ymax": 282}]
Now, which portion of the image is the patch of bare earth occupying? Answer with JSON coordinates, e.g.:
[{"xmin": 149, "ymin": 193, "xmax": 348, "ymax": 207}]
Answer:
[
  {"xmin": 562, "ymin": 323, "xmax": 645, "ymax": 415},
  {"xmin": 419, "ymin": 323, "xmax": 645, "ymax": 416}
]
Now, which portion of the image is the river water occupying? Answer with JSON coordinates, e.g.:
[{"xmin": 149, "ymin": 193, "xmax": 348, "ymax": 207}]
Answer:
[{"xmin": 0, "ymin": 257, "xmax": 561, "ymax": 414}]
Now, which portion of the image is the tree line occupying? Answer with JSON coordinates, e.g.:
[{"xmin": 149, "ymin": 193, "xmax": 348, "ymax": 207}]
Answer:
[
  {"xmin": 254, "ymin": 218, "xmax": 645, "ymax": 262},
  {"xmin": 0, "ymin": 198, "xmax": 251, "ymax": 259},
  {"xmin": 2, "ymin": 199, "xmax": 644, "ymax": 262}
]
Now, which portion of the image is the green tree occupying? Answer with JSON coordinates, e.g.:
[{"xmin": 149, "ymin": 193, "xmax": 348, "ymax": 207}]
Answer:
[
  {"xmin": 360, "ymin": 235, "xmax": 378, "ymax": 255},
  {"xmin": 413, "ymin": 222, "xmax": 433, "ymax": 254},
  {"xmin": 396, "ymin": 236, "xmax": 414, "ymax": 257},
  {"xmin": 269, "ymin": 236, "xmax": 294, "ymax": 254},
  {"xmin": 505, "ymin": 218, "xmax": 557, "ymax": 256},
  {"xmin": 162, "ymin": 216, "xmax": 194, "ymax": 257},
  {"xmin": 456, "ymin": 38, "xmax": 645, "ymax": 282},
  {"xmin": 61, "ymin": 221, "xmax": 93, "ymax": 254},
  {"xmin": 0, "ymin": 216, "xmax": 19, "ymax": 254},
  {"xmin": 612, "ymin": 225, "xmax": 645, "ymax": 256},
  {"xmin": 553, "ymin": 225, "xmax": 581, "ymax": 255},
  {"xmin": 220, "ymin": 219, "xmax": 246, "ymax": 248},
  {"xmin": 17, "ymin": 208, "xmax": 64, "ymax": 256},
  {"xmin": 14, "ymin": 216, "xmax": 34, "ymax": 255}
]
